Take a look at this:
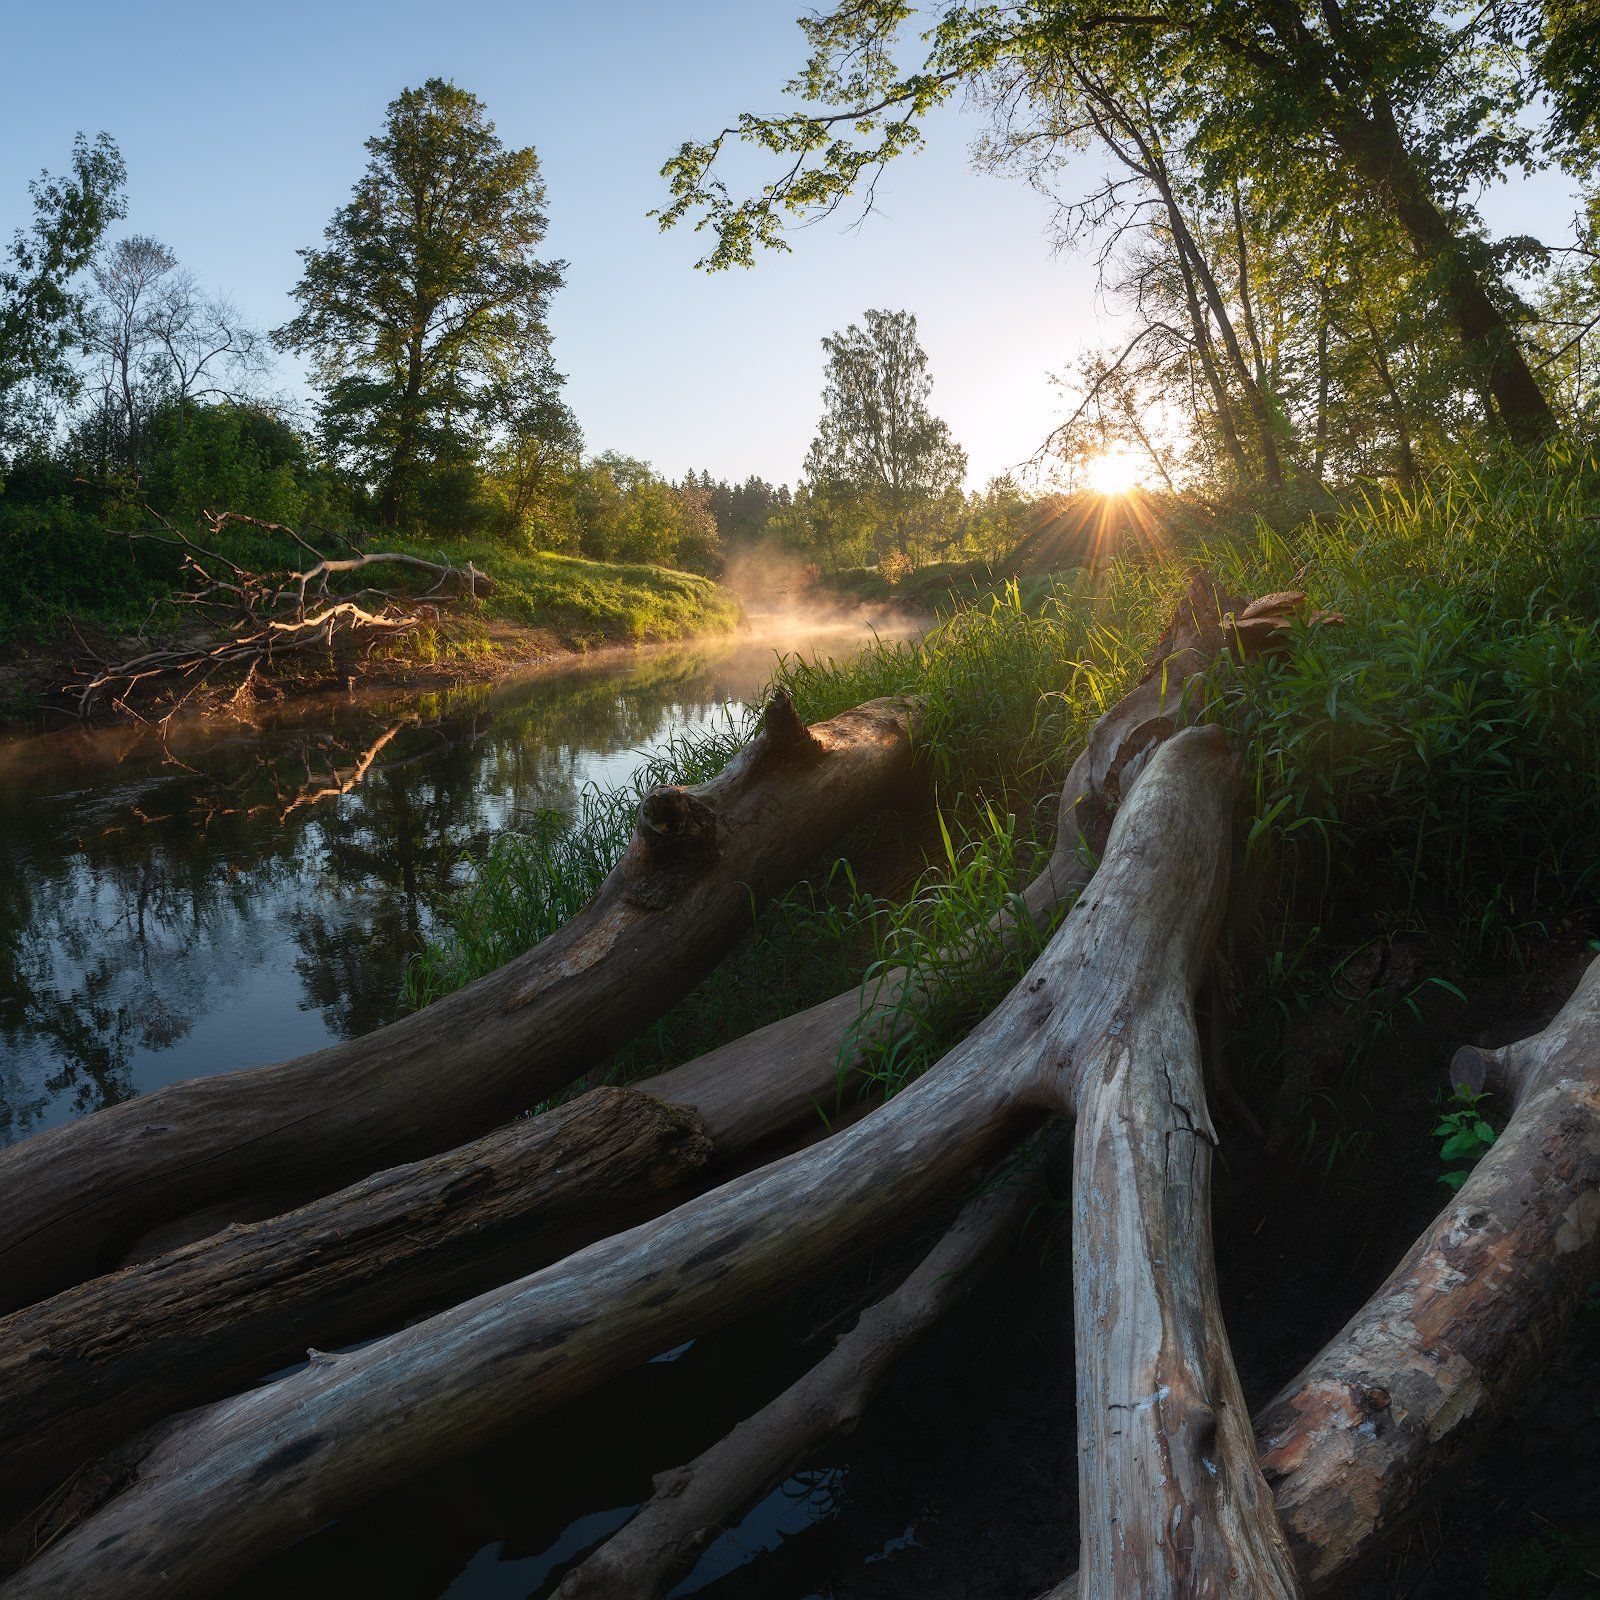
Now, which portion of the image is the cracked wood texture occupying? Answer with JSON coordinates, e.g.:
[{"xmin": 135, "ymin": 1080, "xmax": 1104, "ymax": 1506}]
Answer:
[
  {"xmin": 0, "ymin": 691, "xmax": 919, "ymax": 1313},
  {"xmin": 0, "ymin": 725, "xmax": 1238, "ymax": 1600},
  {"xmin": 1045, "ymin": 954, "xmax": 1600, "ymax": 1599},
  {"xmin": 0, "ymin": 1087, "xmax": 711, "ymax": 1511},
  {"xmin": 1062, "ymin": 796, "xmax": 1300, "ymax": 1596},
  {"xmin": 0, "ymin": 578, "xmax": 1282, "ymax": 1515},
  {"xmin": 1255, "ymin": 951, "xmax": 1600, "ymax": 1588}
]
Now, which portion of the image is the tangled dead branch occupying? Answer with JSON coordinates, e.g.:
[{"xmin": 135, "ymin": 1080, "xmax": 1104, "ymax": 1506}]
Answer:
[{"xmin": 68, "ymin": 509, "xmax": 493, "ymax": 716}]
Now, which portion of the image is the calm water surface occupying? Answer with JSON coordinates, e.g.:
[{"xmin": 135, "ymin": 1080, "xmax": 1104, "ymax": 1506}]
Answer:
[{"xmin": 0, "ymin": 619, "xmax": 903, "ymax": 1146}]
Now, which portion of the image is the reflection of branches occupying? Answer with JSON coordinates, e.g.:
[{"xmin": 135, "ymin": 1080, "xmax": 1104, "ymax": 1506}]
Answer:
[
  {"xmin": 278, "ymin": 721, "xmax": 412, "ymax": 820},
  {"xmin": 68, "ymin": 510, "xmax": 494, "ymax": 719}
]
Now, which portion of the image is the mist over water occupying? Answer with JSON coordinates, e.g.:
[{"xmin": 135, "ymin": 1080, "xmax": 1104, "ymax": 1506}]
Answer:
[{"xmin": 0, "ymin": 620, "xmax": 914, "ymax": 1144}]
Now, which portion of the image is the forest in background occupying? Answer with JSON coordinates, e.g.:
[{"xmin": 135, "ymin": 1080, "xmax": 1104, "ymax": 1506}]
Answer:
[{"xmin": 0, "ymin": 80, "xmax": 1062, "ymax": 662}]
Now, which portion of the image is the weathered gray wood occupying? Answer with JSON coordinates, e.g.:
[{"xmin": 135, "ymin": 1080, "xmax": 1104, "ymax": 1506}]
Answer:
[
  {"xmin": 1044, "ymin": 954, "xmax": 1600, "ymax": 1598},
  {"xmin": 0, "ymin": 723, "xmax": 1240, "ymax": 1600},
  {"xmin": 0, "ymin": 577, "xmax": 1289, "ymax": 1507},
  {"xmin": 554, "ymin": 1136, "xmax": 1064, "ymax": 1600},
  {"xmin": 0, "ymin": 1088, "xmax": 712, "ymax": 1511},
  {"xmin": 0, "ymin": 690, "xmax": 920, "ymax": 1313}
]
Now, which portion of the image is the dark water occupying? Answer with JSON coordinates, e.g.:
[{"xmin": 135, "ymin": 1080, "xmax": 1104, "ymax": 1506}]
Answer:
[
  {"xmin": 0, "ymin": 616, "xmax": 916, "ymax": 1598},
  {"xmin": 0, "ymin": 619, "xmax": 901, "ymax": 1146}
]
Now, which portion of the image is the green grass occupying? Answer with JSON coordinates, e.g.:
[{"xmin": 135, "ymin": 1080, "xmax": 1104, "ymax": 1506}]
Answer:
[
  {"xmin": 386, "ymin": 536, "xmax": 743, "ymax": 648},
  {"xmin": 410, "ymin": 445, "xmax": 1600, "ymax": 1152},
  {"xmin": 0, "ymin": 508, "xmax": 742, "ymax": 656}
]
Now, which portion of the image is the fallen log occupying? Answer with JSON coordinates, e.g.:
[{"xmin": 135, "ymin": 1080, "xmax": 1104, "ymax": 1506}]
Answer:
[
  {"xmin": 0, "ymin": 1088, "xmax": 713, "ymax": 1514},
  {"xmin": 1258, "ymin": 951, "xmax": 1600, "ymax": 1587},
  {"xmin": 69, "ymin": 510, "xmax": 494, "ymax": 716},
  {"xmin": 0, "ymin": 689, "xmax": 920, "ymax": 1313},
  {"xmin": 1042, "ymin": 952, "xmax": 1600, "ymax": 1597},
  {"xmin": 553, "ymin": 1133, "xmax": 1066, "ymax": 1600},
  {"xmin": 0, "ymin": 723, "xmax": 1241, "ymax": 1599},
  {"xmin": 0, "ymin": 577, "xmax": 1303, "ymax": 1510}
]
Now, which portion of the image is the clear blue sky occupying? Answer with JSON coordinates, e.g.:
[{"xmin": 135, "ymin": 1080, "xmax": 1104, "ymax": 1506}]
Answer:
[{"xmin": 0, "ymin": 1, "xmax": 1577, "ymax": 489}]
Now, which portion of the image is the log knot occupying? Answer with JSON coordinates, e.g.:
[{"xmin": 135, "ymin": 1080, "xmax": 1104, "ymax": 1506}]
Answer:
[{"xmin": 623, "ymin": 787, "xmax": 720, "ymax": 909}]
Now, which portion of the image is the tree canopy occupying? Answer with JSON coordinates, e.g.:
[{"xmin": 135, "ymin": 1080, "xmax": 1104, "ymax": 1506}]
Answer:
[{"xmin": 276, "ymin": 78, "xmax": 567, "ymax": 526}]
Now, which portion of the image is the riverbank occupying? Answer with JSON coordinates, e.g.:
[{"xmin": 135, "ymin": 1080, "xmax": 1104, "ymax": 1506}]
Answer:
[{"xmin": 0, "ymin": 532, "xmax": 745, "ymax": 729}]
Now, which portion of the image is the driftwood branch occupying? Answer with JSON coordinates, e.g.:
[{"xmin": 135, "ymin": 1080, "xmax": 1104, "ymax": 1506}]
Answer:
[
  {"xmin": 1043, "ymin": 952, "xmax": 1600, "ymax": 1597},
  {"xmin": 0, "ymin": 724, "xmax": 1239, "ymax": 1599},
  {"xmin": 555, "ymin": 1132, "xmax": 1067, "ymax": 1600},
  {"xmin": 71, "ymin": 512, "xmax": 493, "ymax": 715},
  {"xmin": 0, "ymin": 690, "xmax": 921, "ymax": 1313}
]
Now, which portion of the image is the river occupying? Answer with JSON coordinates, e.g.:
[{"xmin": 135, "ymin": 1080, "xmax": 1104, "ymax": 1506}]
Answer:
[
  {"xmin": 0, "ymin": 618, "xmax": 905, "ymax": 1147},
  {"xmin": 0, "ymin": 614, "xmax": 932, "ymax": 1598}
]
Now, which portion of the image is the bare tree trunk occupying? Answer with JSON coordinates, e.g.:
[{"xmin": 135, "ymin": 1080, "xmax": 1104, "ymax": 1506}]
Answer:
[
  {"xmin": 555, "ymin": 1134, "xmax": 1065, "ymax": 1600},
  {"xmin": 0, "ymin": 725, "xmax": 1245, "ymax": 1600},
  {"xmin": 1044, "ymin": 953, "xmax": 1600, "ymax": 1598},
  {"xmin": 0, "ymin": 691, "xmax": 920, "ymax": 1314}
]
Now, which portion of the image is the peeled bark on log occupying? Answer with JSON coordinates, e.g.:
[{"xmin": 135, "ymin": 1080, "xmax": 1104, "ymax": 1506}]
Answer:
[
  {"xmin": 554, "ymin": 1133, "xmax": 1065, "ymax": 1600},
  {"xmin": 1043, "ymin": 953, "xmax": 1600, "ymax": 1599},
  {"xmin": 1257, "ymin": 951, "xmax": 1600, "ymax": 1588},
  {"xmin": 0, "ymin": 575, "xmax": 1303, "ymax": 1517},
  {"xmin": 0, "ymin": 690, "xmax": 919, "ymax": 1314},
  {"xmin": 0, "ymin": 724, "xmax": 1241, "ymax": 1600}
]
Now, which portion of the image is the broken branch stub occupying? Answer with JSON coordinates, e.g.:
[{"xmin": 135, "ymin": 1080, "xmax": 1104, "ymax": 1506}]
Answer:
[{"xmin": 0, "ymin": 691, "xmax": 920, "ymax": 1313}]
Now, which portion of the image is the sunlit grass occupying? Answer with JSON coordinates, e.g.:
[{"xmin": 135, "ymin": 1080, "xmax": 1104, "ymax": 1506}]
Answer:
[{"xmin": 409, "ymin": 446, "xmax": 1600, "ymax": 1156}]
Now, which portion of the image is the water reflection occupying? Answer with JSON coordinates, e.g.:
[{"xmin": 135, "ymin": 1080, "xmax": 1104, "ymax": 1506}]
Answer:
[{"xmin": 0, "ymin": 622, "xmax": 901, "ymax": 1143}]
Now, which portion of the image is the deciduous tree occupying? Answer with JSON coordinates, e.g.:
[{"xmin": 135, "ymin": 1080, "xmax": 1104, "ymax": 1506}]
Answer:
[
  {"xmin": 804, "ymin": 308, "xmax": 966, "ymax": 560},
  {"xmin": 276, "ymin": 79, "xmax": 564, "ymax": 527}
]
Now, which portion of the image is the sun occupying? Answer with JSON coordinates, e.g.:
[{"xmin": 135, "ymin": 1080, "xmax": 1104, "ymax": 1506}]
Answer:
[{"xmin": 1085, "ymin": 452, "xmax": 1140, "ymax": 496}]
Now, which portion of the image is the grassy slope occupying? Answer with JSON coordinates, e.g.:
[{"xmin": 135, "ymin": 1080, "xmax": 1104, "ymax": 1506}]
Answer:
[
  {"xmin": 415, "ymin": 448, "xmax": 1600, "ymax": 1154},
  {"xmin": 392, "ymin": 537, "xmax": 743, "ymax": 651},
  {"xmin": 0, "ymin": 516, "xmax": 742, "ymax": 682}
]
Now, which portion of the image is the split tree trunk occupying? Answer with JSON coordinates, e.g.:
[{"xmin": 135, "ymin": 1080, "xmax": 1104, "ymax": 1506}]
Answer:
[
  {"xmin": 1068, "ymin": 918, "xmax": 1301, "ymax": 1595},
  {"xmin": 1045, "ymin": 951, "xmax": 1600, "ymax": 1597},
  {"xmin": 0, "ymin": 724, "xmax": 1244, "ymax": 1600},
  {"xmin": 0, "ymin": 578, "xmax": 1303, "ymax": 1506},
  {"xmin": 0, "ymin": 691, "xmax": 920, "ymax": 1313},
  {"xmin": 555, "ymin": 1132, "xmax": 1067, "ymax": 1600}
]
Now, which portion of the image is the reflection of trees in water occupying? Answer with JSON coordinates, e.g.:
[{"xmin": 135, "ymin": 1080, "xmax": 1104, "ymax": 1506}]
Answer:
[{"xmin": 0, "ymin": 632, "xmax": 807, "ymax": 1142}]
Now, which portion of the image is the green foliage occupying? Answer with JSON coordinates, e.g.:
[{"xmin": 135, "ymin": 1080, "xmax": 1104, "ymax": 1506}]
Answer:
[
  {"xmin": 566, "ymin": 453, "xmax": 722, "ymax": 572},
  {"xmin": 1434, "ymin": 1085, "xmax": 1498, "ymax": 1190},
  {"xmin": 663, "ymin": 0, "xmax": 1565, "ymax": 473},
  {"xmin": 0, "ymin": 497, "xmax": 174, "ymax": 641},
  {"xmin": 835, "ymin": 803, "xmax": 1055, "ymax": 1101},
  {"xmin": 0, "ymin": 132, "xmax": 125, "ymax": 445},
  {"xmin": 275, "ymin": 78, "xmax": 565, "ymax": 529},
  {"xmin": 410, "ymin": 449, "xmax": 1600, "ymax": 1163}
]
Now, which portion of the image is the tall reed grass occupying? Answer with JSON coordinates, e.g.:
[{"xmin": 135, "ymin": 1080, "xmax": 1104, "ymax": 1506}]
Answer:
[{"xmin": 409, "ymin": 447, "xmax": 1600, "ymax": 1147}]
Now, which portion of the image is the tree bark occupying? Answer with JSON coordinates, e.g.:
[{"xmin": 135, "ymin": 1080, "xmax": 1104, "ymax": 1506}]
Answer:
[
  {"xmin": 0, "ymin": 723, "xmax": 1241, "ymax": 1600},
  {"xmin": 0, "ymin": 1088, "xmax": 714, "ymax": 1514},
  {"xmin": 1044, "ymin": 951, "xmax": 1600, "ymax": 1597},
  {"xmin": 0, "ymin": 579, "xmax": 1303, "ymax": 1517},
  {"xmin": 554, "ymin": 1133, "xmax": 1065, "ymax": 1600},
  {"xmin": 0, "ymin": 690, "xmax": 920, "ymax": 1314},
  {"xmin": 1258, "ymin": 951, "xmax": 1600, "ymax": 1587}
]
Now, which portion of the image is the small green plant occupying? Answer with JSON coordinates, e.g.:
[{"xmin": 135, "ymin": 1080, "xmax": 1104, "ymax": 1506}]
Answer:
[{"xmin": 1434, "ymin": 1086, "xmax": 1499, "ymax": 1190}]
